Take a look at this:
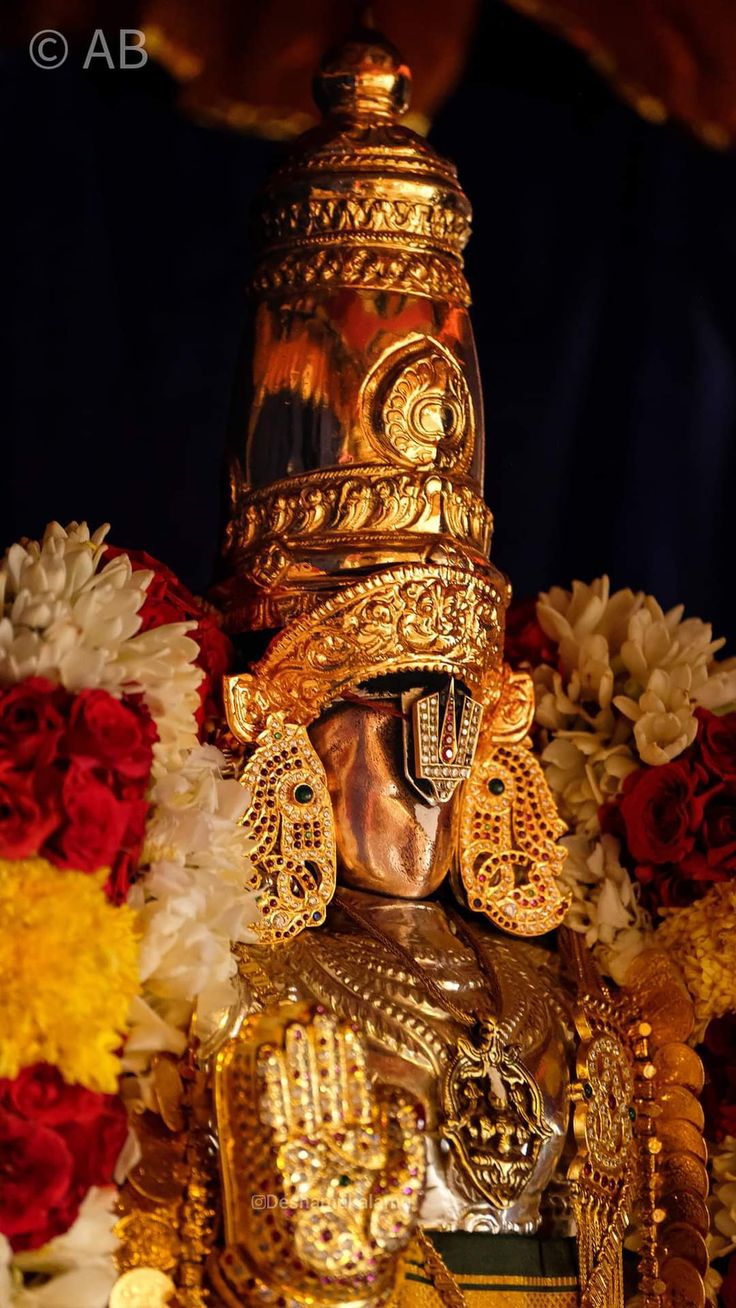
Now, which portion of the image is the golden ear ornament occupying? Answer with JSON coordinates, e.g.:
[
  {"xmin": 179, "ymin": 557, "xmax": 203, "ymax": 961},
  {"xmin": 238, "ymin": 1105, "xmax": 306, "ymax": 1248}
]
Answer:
[
  {"xmin": 237, "ymin": 714, "xmax": 337, "ymax": 942},
  {"xmin": 456, "ymin": 669, "xmax": 570, "ymax": 936}
]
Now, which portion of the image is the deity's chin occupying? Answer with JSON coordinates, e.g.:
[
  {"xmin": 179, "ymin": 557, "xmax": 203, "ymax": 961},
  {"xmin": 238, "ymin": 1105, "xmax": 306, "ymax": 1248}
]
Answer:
[{"xmin": 309, "ymin": 700, "xmax": 458, "ymax": 900}]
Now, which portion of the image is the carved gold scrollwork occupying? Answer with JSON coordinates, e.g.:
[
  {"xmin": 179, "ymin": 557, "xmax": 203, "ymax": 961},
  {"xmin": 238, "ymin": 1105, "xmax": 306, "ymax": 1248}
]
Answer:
[
  {"xmin": 361, "ymin": 337, "xmax": 475, "ymax": 474},
  {"xmin": 258, "ymin": 194, "xmax": 472, "ymax": 255},
  {"xmin": 226, "ymin": 467, "xmax": 493, "ymax": 565},
  {"xmin": 225, "ymin": 561, "xmax": 506, "ymax": 742},
  {"xmin": 237, "ymin": 715, "xmax": 337, "ymax": 942},
  {"xmin": 252, "ymin": 245, "xmax": 470, "ymax": 305},
  {"xmin": 457, "ymin": 669, "xmax": 570, "ymax": 936}
]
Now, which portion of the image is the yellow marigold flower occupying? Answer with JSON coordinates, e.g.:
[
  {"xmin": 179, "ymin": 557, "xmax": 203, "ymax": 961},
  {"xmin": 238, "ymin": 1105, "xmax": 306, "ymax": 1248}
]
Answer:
[
  {"xmin": 656, "ymin": 882, "xmax": 736, "ymax": 1037},
  {"xmin": 0, "ymin": 858, "xmax": 140, "ymax": 1093}
]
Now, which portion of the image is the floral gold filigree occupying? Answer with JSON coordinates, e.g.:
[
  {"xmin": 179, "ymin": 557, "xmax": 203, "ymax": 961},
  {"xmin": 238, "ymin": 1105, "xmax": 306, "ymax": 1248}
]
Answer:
[
  {"xmin": 226, "ymin": 466, "xmax": 493, "ymax": 571},
  {"xmin": 457, "ymin": 671, "xmax": 570, "ymax": 936},
  {"xmin": 238, "ymin": 715, "xmax": 337, "ymax": 942},
  {"xmin": 224, "ymin": 561, "xmax": 507, "ymax": 743},
  {"xmin": 359, "ymin": 336, "xmax": 474, "ymax": 475}
]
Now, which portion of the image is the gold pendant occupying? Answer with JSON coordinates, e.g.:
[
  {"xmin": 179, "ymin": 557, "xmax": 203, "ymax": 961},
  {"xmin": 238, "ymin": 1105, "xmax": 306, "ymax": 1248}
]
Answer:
[{"xmin": 441, "ymin": 1017, "xmax": 552, "ymax": 1207}]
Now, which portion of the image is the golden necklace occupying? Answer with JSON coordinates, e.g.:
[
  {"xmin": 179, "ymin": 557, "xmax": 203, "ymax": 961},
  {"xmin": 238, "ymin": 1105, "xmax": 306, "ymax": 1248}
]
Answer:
[{"xmin": 334, "ymin": 893, "xmax": 553, "ymax": 1209}]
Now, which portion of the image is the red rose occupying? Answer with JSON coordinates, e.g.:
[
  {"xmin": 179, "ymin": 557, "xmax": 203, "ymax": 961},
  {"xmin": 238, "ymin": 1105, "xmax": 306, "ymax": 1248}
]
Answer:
[
  {"xmin": 702, "ymin": 785, "xmax": 736, "ymax": 870},
  {"xmin": 634, "ymin": 851, "xmax": 729, "ymax": 912},
  {"xmin": 0, "ymin": 1106, "xmax": 74, "ymax": 1249},
  {"xmin": 103, "ymin": 795, "xmax": 149, "ymax": 904},
  {"xmin": 67, "ymin": 688, "xmax": 156, "ymax": 783},
  {"xmin": 58, "ymin": 1095, "xmax": 128, "ymax": 1194},
  {"xmin": 503, "ymin": 597, "xmax": 558, "ymax": 668},
  {"xmin": 701, "ymin": 1015, "xmax": 736, "ymax": 1142},
  {"xmin": 0, "ymin": 768, "xmax": 60, "ymax": 859},
  {"xmin": 0, "ymin": 1064, "xmax": 105, "ymax": 1126},
  {"xmin": 699, "ymin": 708, "xmax": 736, "ymax": 781},
  {"xmin": 49, "ymin": 759, "xmax": 131, "ymax": 873},
  {"xmin": 194, "ymin": 616, "xmax": 233, "ymax": 723},
  {"xmin": 616, "ymin": 761, "xmax": 698, "ymax": 864},
  {"xmin": 0, "ymin": 1066, "xmax": 128, "ymax": 1251},
  {"xmin": 0, "ymin": 677, "xmax": 71, "ymax": 769}
]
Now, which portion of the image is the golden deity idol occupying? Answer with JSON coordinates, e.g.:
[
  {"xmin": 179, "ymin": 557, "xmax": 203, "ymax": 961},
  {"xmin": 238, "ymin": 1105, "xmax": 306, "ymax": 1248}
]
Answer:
[{"xmin": 115, "ymin": 29, "xmax": 709, "ymax": 1308}]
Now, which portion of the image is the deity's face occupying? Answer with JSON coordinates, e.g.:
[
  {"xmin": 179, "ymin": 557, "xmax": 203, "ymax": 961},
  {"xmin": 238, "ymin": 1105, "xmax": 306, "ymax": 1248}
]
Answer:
[{"xmin": 309, "ymin": 693, "xmax": 460, "ymax": 899}]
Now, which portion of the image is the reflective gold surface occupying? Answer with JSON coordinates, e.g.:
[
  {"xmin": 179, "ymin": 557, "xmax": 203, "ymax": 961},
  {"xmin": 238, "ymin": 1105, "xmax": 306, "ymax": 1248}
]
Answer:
[
  {"xmin": 212, "ymin": 1002, "xmax": 424, "ymax": 1306},
  {"xmin": 215, "ymin": 32, "xmax": 492, "ymax": 637},
  {"xmin": 232, "ymin": 892, "xmax": 575, "ymax": 1237}
]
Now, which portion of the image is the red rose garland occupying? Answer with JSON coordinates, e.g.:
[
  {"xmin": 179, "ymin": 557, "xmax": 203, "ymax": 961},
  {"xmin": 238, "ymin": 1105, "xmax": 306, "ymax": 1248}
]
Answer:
[
  {"xmin": 0, "ymin": 1066, "xmax": 127, "ymax": 1251},
  {"xmin": 0, "ymin": 679, "xmax": 156, "ymax": 905},
  {"xmin": 601, "ymin": 709, "xmax": 736, "ymax": 913},
  {"xmin": 0, "ymin": 533, "xmax": 234, "ymax": 1276}
]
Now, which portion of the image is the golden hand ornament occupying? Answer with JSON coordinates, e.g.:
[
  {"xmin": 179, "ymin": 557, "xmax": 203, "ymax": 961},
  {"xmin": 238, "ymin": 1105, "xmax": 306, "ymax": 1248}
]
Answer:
[{"xmin": 212, "ymin": 1003, "xmax": 425, "ymax": 1307}]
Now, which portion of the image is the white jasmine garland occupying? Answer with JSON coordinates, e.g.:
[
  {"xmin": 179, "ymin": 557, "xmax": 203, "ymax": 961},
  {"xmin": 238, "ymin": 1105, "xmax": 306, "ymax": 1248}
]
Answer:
[
  {"xmin": 533, "ymin": 577, "xmax": 736, "ymax": 829},
  {"xmin": 123, "ymin": 743, "xmax": 259, "ymax": 1090},
  {"xmin": 0, "ymin": 521, "xmax": 202, "ymax": 774},
  {"xmin": 559, "ymin": 833, "xmax": 652, "ymax": 982}
]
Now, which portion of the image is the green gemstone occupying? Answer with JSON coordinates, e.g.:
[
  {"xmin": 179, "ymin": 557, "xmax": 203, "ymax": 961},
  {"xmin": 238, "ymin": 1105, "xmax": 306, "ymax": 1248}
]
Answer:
[
  {"xmin": 294, "ymin": 783, "xmax": 314, "ymax": 804},
  {"xmin": 583, "ymin": 1082, "xmax": 594, "ymax": 1100},
  {"xmin": 628, "ymin": 1106, "xmax": 637, "ymax": 1122},
  {"xmin": 338, "ymin": 1174, "xmax": 351, "ymax": 1187},
  {"xmin": 488, "ymin": 778, "xmax": 505, "ymax": 796}
]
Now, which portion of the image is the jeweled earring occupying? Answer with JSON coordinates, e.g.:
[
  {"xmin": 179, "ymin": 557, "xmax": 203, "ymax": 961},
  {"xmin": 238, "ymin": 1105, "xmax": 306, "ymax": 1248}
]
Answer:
[
  {"xmin": 238, "ymin": 713, "xmax": 337, "ymax": 942},
  {"xmin": 456, "ymin": 669, "xmax": 570, "ymax": 935}
]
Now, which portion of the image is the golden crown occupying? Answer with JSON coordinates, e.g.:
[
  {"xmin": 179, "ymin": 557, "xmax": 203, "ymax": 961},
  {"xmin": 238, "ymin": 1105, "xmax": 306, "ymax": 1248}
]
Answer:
[{"xmin": 216, "ymin": 29, "xmax": 503, "ymax": 672}]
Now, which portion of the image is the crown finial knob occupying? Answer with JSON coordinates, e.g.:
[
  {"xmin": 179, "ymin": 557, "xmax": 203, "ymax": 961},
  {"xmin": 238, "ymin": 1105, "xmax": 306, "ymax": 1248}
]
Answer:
[{"xmin": 314, "ymin": 28, "xmax": 411, "ymax": 120}]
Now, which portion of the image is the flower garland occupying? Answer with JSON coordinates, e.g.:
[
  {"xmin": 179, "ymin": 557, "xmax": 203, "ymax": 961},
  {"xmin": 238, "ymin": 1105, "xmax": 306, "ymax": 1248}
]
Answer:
[
  {"xmin": 506, "ymin": 578, "xmax": 736, "ymax": 1303},
  {"xmin": 4, "ymin": 533, "xmax": 736, "ymax": 1305},
  {"xmin": 0, "ymin": 523, "xmax": 257, "ymax": 1308}
]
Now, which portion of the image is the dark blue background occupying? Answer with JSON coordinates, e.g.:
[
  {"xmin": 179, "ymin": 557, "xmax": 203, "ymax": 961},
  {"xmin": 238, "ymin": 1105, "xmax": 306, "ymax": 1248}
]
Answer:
[{"xmin": 3, "ymin": 5, "xmax": 735, "ymax": 635}]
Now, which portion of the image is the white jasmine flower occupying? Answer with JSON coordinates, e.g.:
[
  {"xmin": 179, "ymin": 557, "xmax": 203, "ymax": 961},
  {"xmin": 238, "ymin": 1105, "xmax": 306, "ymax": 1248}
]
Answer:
[
  {"xmin": 696, "ymin": 655, "xmax": 736, "ymax": 711},
  {"xmin": 559, "ymin": 833, "xmax": 652, "ymax": 983},
  {"xmin": 709, "ymin": 1136, "xmax": 736, "ymax": 1260},
  {"xmin": 534, "ymin": 577, "xmax": 730, "ymax": 776},
  {"xmin": 11, "ymin": 1189, "xmax": 118, "ymax": 1308},
  {"xmin": 130, "ymin": 743, "xmax": 259, "ymax": 1085},
  {"xmin": 541, "ymin": 733, "xmax": 638, "ymax": 835}
]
